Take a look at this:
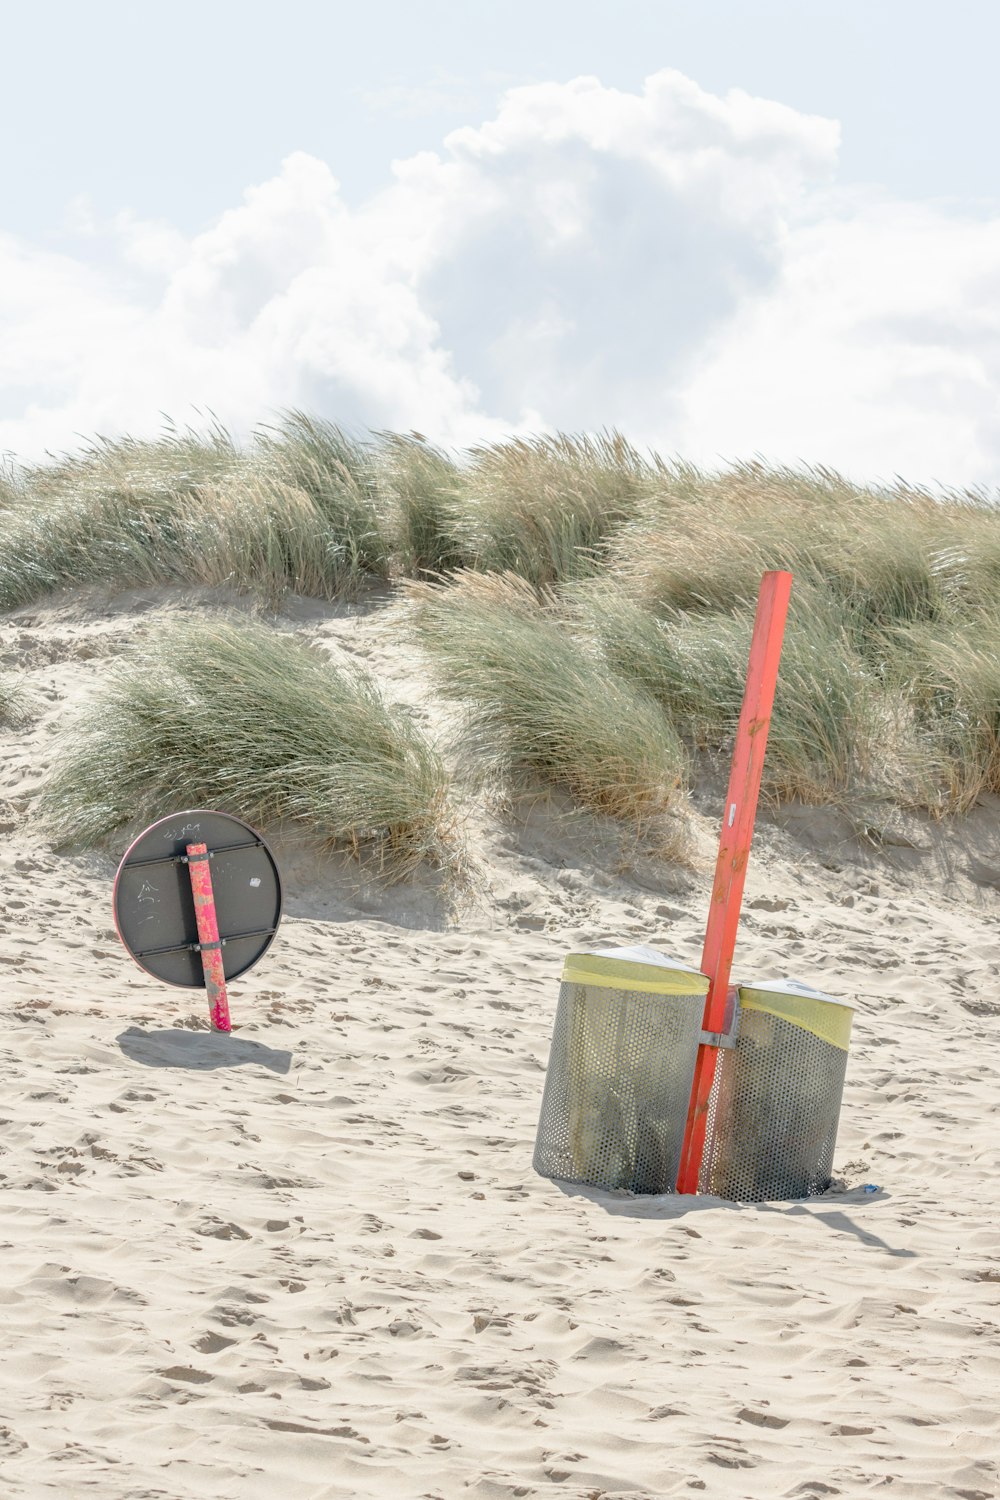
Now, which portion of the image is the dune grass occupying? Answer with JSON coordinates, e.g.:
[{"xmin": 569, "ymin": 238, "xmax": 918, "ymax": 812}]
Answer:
[
  {"xmin": 451, "ymin": 431, "xmax": 657, "ymax": 587},
  {"xmin": 0, "ymin": 672, "xmax": 29, "ymax": 726},
  {"xmin": 166, "ymin": 468, "xmax": 357, "ymax": 606},
  {"xmin": 253, "ymin": 411, "xmax": 391, "ymax": 594},
  {"xmin": 0, "ymin": 416, "xmax": 395, "ymax": 610},
  {"xmin": 881, "ymin": 612, "xmax": 1000, "ymax": 813},
  {"xmin": 9, "ymin": 414, "xmax": 1000, "ymax": 849},
  {"xmin": 568, "ymin": 580, "xmax": 881, "ymax": 804},
  {"xmin": 608, "ymin": 461, "xmax": 952, "ymax": 633},
  {"xmin": 0, "ymin": 421, "xmax": 241, "ymax": 608},
  {"xmin": 404, "ymin": 570, "xmax": 687, "ymax": 828},
  {"xmin": 25, "ymin": 418, "xmax": 241, "ymax": 509},
  {"xmin": 38, "ymin": 615, "xmax": 458, "ymax": 879},
  {"xmin": 373, "ymin": 430, "xmax": 467, "ymax": 578},
  {"xmin": 0, "ymin": 484, "xmax": 176, "ymax": 609}
]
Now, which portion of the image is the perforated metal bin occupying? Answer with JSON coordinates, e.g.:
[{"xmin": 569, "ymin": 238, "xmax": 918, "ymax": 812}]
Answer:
[
  {"xmin": 533, "ymin": 945, "xmax": 709, "ymax": 1193},
  {"xmin": 700, "ymin": 979, "xmax": 855, "ymax": 1203}
]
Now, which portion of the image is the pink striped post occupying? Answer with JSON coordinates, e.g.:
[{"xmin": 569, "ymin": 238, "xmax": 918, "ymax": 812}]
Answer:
[{"xmin": 185, "ymin": 842, "xmax": 231, "ymax": 1033}]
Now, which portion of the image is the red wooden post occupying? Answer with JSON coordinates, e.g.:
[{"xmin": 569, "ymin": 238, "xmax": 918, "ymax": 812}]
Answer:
[
  {"xmin": 186, "ymin": 842, "xmax": 232, "ymax": 1033},
  {"xmin": 675, "ymin": 570, "xmax": 793, "ymax": 1194}
]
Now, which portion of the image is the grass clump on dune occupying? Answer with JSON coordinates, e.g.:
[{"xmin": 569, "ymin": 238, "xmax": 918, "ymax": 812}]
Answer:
[
  {"xmin": 453, "ymin": 431, "xmax": 656, "ymax": 587},
  {"xmin": 565, "ymin": 580, "xmax": 879, "ymax": 805},
  {"xmin": 0, "ymin": 414, "xmax": 394, "ymax": 611},
  {"xmin": 610, "ymin": 461, "xmax": 949, "ymax": 631},
  {"xmin": 404, "ymin": 570, "xmax": 687, "ymax": 828},
  {"xmin": 0, "ymin": 420, "xmax": 242, "ymax": 609},
  {"xmin": 25, "ymin": 419, "xmax": 240, "ymax": 510},
  {"xmin": 168, "ymin": 468, "xmax": 358, "ymax": 606},
  {"xmin": 0, "ymin": 672, "xmax": 29, "ymax": 726},
  {"xmin": 39, "ymin": 615, "xmax": 458, "ymax": 879},
  {"xmin": 883, "ymin": 613, "xmax": 1000, "ymax": 813},
  {"xmin": 373, "ymin": 430, "xmax": 467, "ymax": 578},
  {"xmin": 0, "ymin": 485, "xmax": 175, "ymax": 609},
  {"xmin": 562, "ymin": 580, "xmax": 745, "ymax": 735},
  {"xmin": 254, "ymin": 411, "xmax": 391, "ymax": 593}
]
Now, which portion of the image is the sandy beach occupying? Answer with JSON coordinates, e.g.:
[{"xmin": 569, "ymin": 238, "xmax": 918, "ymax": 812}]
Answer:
[{"xmin": 2, "ymin": 586, "xmax": 999, "ymax": 1500}]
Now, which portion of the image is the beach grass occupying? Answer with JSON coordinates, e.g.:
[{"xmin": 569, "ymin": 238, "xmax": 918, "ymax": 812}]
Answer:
[
  {"xmin": 607, "ymin": 461, "xmax": 951, "ymax": 629},
  {"xmin": 8, "ymin": 415, "xmax": 1000, "ymax": 847},
  {"xmin": 566, "ymin": 576, "xmax": 881, "ymax": 810},
  {"xmin": 0, "ymin": 420, "xmax": 241, "ymax": 608},
  {"xmin": 38, "ymin": 614, "xmax": 458, "ymax": 879},
  {"xmin": 450, "ymin": 430, "xmax": 657, "ymax": 587},
  {"xmin": 254, "ymin": 411, "xmax": 391, "ymax": 594},
  {"xmin": 882, "ymin": 611, "xmax": 1000, "ymax": 813},
  {"xmin": 373, "ymin": 430, "xmax": 468, "ymax": 578},
  {"xmin": 0, "ymin": 415, "xmax": 393, "ymax": 610},
  {"xmin": 0, "ymin": 672, "xmax": 29, "ymax": 726},
  {"xmin": 404, "ymin": 570, "xmax": 688, "ymax": 828}
]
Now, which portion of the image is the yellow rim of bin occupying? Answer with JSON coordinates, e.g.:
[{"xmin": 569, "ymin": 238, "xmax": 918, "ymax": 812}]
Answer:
[
  {"xmin": 562, "ymin": 953, "xmax": 710, "ymax": 997},
  {"xmin": 738, "ymin": 987, "xmax": 853, "ymax": 1051}
]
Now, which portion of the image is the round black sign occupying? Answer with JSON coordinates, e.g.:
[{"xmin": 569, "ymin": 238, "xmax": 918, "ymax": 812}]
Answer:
[{"xmin": 113, "ymin": 809, "xmax": 283, "ymax": 988}]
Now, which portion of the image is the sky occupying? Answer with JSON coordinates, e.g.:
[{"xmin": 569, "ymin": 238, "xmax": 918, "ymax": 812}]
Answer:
[{"xmin": 2, "ymin": 0, "xmax": 999, "ymax": 489}]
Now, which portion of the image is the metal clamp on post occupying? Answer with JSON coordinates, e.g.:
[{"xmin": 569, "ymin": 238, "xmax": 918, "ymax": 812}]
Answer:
[{"xmin": 699, "ymin": 985, "xmax": 741, "ymax": 1049}]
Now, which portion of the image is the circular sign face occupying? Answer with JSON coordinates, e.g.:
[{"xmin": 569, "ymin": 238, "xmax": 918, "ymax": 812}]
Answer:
[{"xmin": 113, "ymin": 809, "xmax": 283, "ymax": 988}]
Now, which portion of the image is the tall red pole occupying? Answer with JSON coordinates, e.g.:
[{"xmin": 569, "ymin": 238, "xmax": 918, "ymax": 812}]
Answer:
[
  {"xmin": 675, "ymin": 570, "xmax": 793, "ymax": 1194},
  {"xmin": 186, "ymin": 842, "xmax": 232, "ymax": 1033}
]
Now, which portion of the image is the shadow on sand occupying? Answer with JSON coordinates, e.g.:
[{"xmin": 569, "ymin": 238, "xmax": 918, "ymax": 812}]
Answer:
[
  {"xmin": 116, "ymin": 1025, "xmax": 292, "ymax": 1074},
  {"xmin": 553, "ymin": 1178, "xmax": 915, "ymax": 1258}
]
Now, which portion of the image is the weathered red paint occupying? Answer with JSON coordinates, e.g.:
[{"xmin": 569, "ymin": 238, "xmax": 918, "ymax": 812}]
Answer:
[
  {"xmin": 186, "ymin": 842, "xmax": 231, "ymax": 1033},
  {"xmin": 676, "ymin": 570, "xmax": 792, "ymax": 1194}
]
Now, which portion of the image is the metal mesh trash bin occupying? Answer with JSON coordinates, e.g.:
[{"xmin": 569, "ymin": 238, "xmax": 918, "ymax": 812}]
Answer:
[
  {"xmin": 701, "ymin": 978, "xmax": 855, "ymax": 1202},
  {"xmin": 533, "ymin": 945, "xmax": 709, "ymax": 1193}
]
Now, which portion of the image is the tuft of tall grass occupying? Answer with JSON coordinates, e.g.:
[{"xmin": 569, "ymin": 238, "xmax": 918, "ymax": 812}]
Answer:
[
  {"xmin": 883, "ymin": 613, "xmax": 1000, "ymax": 813},
  {"xmin": 39, "ymin": 615, "xmax": 458, "ymax": 878},
  {"xmin": 763, "ymin": 598, "xmax": 882, "ymax": 803},
  {"xmin": 0, "ymin": 419, "xmax": 243, "ymax": 609},
  {"xmin": 0, "ymin": 672, "xmax": 29, "ymax": 726},
  {"xmin": 926, "ymin": 499, "xmax": 1000, "ymax": 616},
  {"xmin": 610, "ymin": 460, "xmax": 949, "ymax": 630},
  {"xmin": 253, "ymin": 411, "xmax": 390, "ymax": 593},
  {"xmin": 373, "ymin": 430, "xmax": 468, "ymax": 577},
  {"xmin": 0, "ymin": 486, "xmax": 177, "ymax": 609},
  {"xmin": 169, "ymin": 468, "xmax": 357, "ymax": 606},
  {"xmin": 404, "ymin": 570, "xmax": 687, "ymax": 827},
  {"xmin": 0, "ymin": 414, "xmax": 394, "ymax": 610},
  {"xmin": 566, "ymin": 579, "xmax": 879, "ymax": 804},
  {"xmin": 25, "ymin": 417, "xmax": 239, "ymax": 509},
  {"xmin": 562, "ymin": 579, "xmax": 745, "ymax": 736},
  {"xmin": 453, "ymin": 430, "xmax": 656, "ymax": 587}
]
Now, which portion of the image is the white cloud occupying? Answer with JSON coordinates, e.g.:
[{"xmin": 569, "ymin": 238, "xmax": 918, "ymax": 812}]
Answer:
[
  {"xmin": 672, "ymin": 199, "xmax": 1000, "ymax": 488},
  {"xmin": 0, "ymin": 67, "xmax": 998, "ymax": 490}
]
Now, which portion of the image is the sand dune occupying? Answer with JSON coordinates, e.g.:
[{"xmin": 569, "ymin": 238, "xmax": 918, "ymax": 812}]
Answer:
[{"xmin": 1, "ymin": 587, "xmax": 999, "ymax": 1499}]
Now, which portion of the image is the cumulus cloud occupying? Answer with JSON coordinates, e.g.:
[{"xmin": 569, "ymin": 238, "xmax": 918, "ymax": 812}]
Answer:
[
  {"xmin": 0, "ymin": 67, "xmax": 997, "ymax": 489},
  {"xmin": 673, "ymin": 201, "xmax": 1000, "ymax": 488}
]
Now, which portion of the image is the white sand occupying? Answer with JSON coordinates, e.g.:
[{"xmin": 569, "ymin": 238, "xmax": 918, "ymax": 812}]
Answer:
[{"xmin": 1, "ymin": 588, "xmax": 999, "ymax": 1499}]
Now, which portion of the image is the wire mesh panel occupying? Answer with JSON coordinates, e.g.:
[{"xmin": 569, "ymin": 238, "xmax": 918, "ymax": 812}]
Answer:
[
  {"xmin": 533, "ymin": 945, "xmax": 708, "ymax": 1193},
  {"xmin": 700, "ymin": 980, "xmax": 854, "ymax": 1202}
]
